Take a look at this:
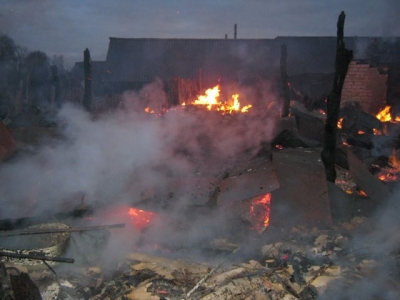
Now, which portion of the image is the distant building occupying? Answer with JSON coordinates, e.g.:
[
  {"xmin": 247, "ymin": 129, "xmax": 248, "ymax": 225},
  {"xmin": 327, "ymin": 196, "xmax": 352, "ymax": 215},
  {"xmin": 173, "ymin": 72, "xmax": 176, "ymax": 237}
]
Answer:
[{"xmin": 71, "ymin": 36, "xmax": 400, "ymax": 109}]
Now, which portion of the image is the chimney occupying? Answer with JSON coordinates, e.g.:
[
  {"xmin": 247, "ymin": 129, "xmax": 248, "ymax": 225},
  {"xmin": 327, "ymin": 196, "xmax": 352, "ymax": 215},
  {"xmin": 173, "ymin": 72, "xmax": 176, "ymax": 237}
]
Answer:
[{"xmin": 234, "ymin": 24, "xmax": 237, "ymax": 39}]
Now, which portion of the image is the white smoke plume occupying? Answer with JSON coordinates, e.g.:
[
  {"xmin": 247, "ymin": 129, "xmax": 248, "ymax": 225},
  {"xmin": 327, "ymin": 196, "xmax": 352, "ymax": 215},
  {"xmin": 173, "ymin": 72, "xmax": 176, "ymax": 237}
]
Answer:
[{"xmin": 0, "ymin": 79, "xmax": 280, "ymax": 266}]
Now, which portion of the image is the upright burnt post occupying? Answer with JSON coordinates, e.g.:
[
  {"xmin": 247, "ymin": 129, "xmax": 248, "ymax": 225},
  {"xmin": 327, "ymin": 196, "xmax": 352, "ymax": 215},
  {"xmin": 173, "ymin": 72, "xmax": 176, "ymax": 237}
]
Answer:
[
  {"xmin": 51, "ymin": 65, "xmax": 61, "ymax": 108},
  {"xmin": 234, "ymin": 24, "xmax": 237, "ymax": 39},
  {"xmin": 280, "ymin": 44, "xmax": 290, "ymax": 117},
  {"xmin": 321, "ymin": 11, "xmax": 353, "ymax": 182},
  {"xmin": 83, "ymin": 48, "xmax": 92, "ymax": 111}
]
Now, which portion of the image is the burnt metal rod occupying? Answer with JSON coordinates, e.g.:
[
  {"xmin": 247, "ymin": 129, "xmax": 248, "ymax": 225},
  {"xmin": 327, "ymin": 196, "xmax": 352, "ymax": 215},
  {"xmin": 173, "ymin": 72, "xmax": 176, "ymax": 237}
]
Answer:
[
  {"xmin": 0, "ymin": 251, "xmax": 75, "ymax": 263},
  {"xmin": 0, "ymin": 223, "xmax": 125, "ymax": 237},
  {"xmin": 185, "ymin": 246, "xmax": 241, "ymax": 299}
]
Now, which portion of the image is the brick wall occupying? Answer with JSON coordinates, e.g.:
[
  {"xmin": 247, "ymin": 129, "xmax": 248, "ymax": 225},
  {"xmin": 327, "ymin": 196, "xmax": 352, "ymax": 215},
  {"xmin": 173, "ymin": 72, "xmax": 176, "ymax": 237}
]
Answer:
[{"xmin": 341, "ymin": 60, "xmax": 388, "ymax": 114}]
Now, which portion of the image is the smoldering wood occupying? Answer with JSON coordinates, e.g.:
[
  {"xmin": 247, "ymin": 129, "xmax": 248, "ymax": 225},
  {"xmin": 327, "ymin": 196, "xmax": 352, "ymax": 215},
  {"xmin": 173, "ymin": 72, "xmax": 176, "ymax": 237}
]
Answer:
[
  {"xmin": 0, "ymin": 223, "xmax": 125, "ymax": 237},
  {"xmin": 340, "ymin": 102, "xmax": 382, "ymax": 135},
  {"xmin": 290, "ymin": 101, "xmax": 326, "ymax": 143},
  {"xmin": 217, "ymin": 158, "xmax": 279, "ymax": 206},
  {"xmin": 346, "ymin": 149, "xmax": 391, "ymax": 203},
  {"xmin": 345, "ymin": 134, "xmax": 373, "ymax": 149},
  {"xmin": 0, "ymin": 251, "xmax": 75, "ymax": 263},
  {"xmin": 271, "ymin": 148, "xmax": 331, "ymax": 228},
  {"xmin": 0, "ymin": 205, "xmax": 94, "ymax": 231},
  {"xmin": 83, "ymin": 48, "xmax": 92, "ymax": 111},
  {"xmin": 271, "ymin": 129, "xmax": 313, "ymax": 148},
  {"xmin": 321, "ymin": 11, "xmax": 353, "ymax": 182},
  {"xmin": 280, "ymin": 44, "xmax": 290, "ymax": 117},
  {"xmin": 10, "ymin": 272, "xmax": 42, "ymax": 300}
]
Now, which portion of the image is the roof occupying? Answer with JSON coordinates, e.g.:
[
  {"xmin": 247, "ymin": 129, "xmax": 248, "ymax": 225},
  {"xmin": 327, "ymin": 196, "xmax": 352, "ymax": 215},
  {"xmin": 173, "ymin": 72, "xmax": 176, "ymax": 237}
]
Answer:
[
  {"xmin": 104, "ymin": 36, "xmax": 400, "ymax": 86},
  {"xmin": 105, "ymin": 38, "xmax": 279, "ymax": 84}
]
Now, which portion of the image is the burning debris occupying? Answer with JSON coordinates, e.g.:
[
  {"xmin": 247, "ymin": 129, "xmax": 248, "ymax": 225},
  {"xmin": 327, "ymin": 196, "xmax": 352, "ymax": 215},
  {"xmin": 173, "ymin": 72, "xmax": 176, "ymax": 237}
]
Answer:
[
  {"xmin": 182, "ymin": 85, "xmax": 252, "ymax": 114},
  {"xmin": 2, "ymin": 15, "xmax": 400, "ymax": 300}
]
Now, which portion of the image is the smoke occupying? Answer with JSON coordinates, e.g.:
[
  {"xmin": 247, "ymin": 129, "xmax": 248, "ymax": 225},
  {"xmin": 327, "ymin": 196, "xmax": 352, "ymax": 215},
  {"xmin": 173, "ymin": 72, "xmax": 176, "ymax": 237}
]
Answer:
[
  {"xmin": 317, "ymin": 187, "xmax": 400, "ymax": 300},
  {"xmin": 0, "ymin": 79, "xmax": 280, "ymax": 266}
]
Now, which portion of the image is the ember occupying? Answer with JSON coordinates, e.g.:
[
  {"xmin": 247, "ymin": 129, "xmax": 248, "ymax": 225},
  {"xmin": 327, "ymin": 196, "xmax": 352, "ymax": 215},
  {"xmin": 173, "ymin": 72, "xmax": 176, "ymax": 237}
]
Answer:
[
  {"xmin": 377, "ymin": 150, "xmax": 400, "ymax": 182},
  {"xmin": 337, "ymin": 117, "xmax": 343, "ymax": 129},
  {"xmin": 128, "ymin": 207, "xmax": 156, "ymax": 230},
  {"xmin": 183, "ymin": 85, "xmax": 252, "ymax": 114},
  {"xmin": 250, "ymin": 193, "xmax": 271, "ymax": 229},
  {"xmin": 144, "ymin": 107, "xmax": 155, "ymax": 114},
  {"xmin": 93, "ymin": 205, "xmax": 157, "ymax": 231}
]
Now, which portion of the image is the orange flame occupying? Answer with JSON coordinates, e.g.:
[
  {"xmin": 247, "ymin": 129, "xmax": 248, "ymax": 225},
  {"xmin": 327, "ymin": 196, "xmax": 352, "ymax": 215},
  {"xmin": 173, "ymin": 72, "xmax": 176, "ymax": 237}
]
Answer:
[
  {"xmin": 377, "ymin": 150, "xmax": 400, "ymax": 182},
  {"xmin": 185, "ymin": 85, "xmax": 252, "ymax": 114},
  {"xmin": 250, "ymin": 193, "xmax": 271, "ymax": 229},
  {"xmin": 337, "ymin": 117, "xmax": 343, "ymax": 129},
  {"xmin": 389, "ymin": 150, "xmax": 400, "ymax": 171},
  {"xmin": 375, "ymin": 105, "xmax": 400, "ymax": 123},
  {"xmin": 128, "ymin": 207, "xmax": 156, "ymax": 230},
  {"xmin": 144, "ymin": 107, "xmax": 155, "ymax": 114}
]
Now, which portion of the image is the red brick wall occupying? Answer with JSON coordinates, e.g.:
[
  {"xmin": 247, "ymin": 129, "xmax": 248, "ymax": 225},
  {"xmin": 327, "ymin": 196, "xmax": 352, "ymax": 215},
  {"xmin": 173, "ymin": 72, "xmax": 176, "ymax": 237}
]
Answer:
[{"xmin": 341, "ymin": 60, "xmax": 388, "ymax": 114}]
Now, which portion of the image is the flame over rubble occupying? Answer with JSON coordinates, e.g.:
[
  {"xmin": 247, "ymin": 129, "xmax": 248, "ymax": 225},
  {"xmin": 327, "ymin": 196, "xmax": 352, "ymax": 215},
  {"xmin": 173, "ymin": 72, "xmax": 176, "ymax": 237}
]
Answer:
[
  {"xmin": 376, "ymin": 105, "xmax": 400, "ymax": 123},
  {"xmin": 250, "ymin": 193, "xmax": 271, "ymax": 230},
  {"xmin": 183, "ymin": 85, "xmax": 252, "ymax": 114},
  {"xmin": 128, "ymin": 207, "xmax": 157, "ymax": 230},
  {"xmin": 337, "ymin": 105, "xmax": 400, "ymax": 183}
]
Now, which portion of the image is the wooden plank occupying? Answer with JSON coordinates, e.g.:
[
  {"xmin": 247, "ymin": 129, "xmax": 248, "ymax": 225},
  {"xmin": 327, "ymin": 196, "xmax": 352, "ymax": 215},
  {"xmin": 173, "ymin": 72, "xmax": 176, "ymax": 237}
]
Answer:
[
  {"xmin": 271, "ymin": 148, "xmax": 331, "ymax": 227},
  {"xmin": 218, "ymin": 159, "xmax": 279, "ymax": 206},
  {"xmin": 347, "ymin": 149, "xmax": 391, "ymax": 203}
]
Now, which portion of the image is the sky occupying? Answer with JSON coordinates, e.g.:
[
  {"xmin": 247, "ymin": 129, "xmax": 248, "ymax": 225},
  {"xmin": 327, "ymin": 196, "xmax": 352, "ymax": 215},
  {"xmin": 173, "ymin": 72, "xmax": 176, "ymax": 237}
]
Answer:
[{"xmin": 1, "ymin": 0, "xmax": 400, "ymax": 68}]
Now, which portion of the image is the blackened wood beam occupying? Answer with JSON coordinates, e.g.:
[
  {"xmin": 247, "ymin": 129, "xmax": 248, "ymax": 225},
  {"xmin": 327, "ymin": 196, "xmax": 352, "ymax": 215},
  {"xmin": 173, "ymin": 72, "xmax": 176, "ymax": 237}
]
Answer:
[
  {"xmin": 0, "ymin": 251, "xmax": 75, "ymax": 263},
  {"xmin": 321, "ymin": 11, "xmax": 353, "ymax": 182},
  {"xmin": 280, "ymin": 44, "xmax": 291, "ymax": 117},
  {"xmin": 83, "ymin": 48, "xmax": 92, "ymax": 111},
  {"xmin": 0, "ymin": 223, "xmax": 125, "ymax": 237}
]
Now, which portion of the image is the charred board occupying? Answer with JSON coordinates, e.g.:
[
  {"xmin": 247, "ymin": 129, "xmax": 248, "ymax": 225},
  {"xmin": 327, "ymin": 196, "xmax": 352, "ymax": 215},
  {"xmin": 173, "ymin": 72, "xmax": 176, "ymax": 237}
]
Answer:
[
  {"xmin": 218, "ymin": 158, "xmax": 279, "ymax": 206},
  {"xmin": 270, "ymin": 148, "xmax": 331, "ymax": 228},
  {"xmin": 346, "ymin": 148, "xmax": 391, "ymax": 203}
]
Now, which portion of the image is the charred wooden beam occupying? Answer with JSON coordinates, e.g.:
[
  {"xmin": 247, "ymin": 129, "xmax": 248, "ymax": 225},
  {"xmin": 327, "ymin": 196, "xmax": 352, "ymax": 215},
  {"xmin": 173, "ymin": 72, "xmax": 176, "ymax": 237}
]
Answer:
[
  {"xmin": 51, "ymin": 65, "xmax": 61, "ymax": 108},
  {"xmin": 280, "ymin": 44, "xmax": 291, "ymax": 117},
  {"xmin": 321, "ymin": 11, "xmax": 353, "ymax": 182},
  {"xmin": 0, "ymin": 223, "xmax": 125, "ymax": 237},
  {"xmin": 0, "ymin": 205, "xmax": 94, "ymax": 231},
  {"xmin": 0, "ymin": 251, "xmax": 75, "ymax": 263},
  {"xmin": 83, "ymin": 48, "xmax": 92, "ymax": 111}
]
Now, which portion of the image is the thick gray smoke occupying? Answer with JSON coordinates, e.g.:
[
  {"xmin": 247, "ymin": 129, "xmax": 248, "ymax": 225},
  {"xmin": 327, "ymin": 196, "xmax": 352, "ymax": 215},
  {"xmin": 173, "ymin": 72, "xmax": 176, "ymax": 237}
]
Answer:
[{"xmin": 0, "ymin": 79, "xmax": 279, "ymax": 265}]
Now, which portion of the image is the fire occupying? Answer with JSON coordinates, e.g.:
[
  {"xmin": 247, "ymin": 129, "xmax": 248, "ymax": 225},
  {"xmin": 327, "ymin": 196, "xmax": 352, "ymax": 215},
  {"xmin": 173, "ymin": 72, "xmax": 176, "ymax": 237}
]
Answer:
[
  {"xmin": 376, "ymin": 105, "xmax": 400, "ymax": 123},
  {"xmin": 250, "ymin": 193, "xmax": 271, "ymax": 229},
  {"xmin": 337, "ymin": 117, "xmax": 343, "ymax": 129},
  {"xmin": 144, "ymin": 107, "xmax": 155, "ymax": 114},
  {"xmin": 128, "ymin": 207, "xmax": 156, "ymax": 230},
  {"xmin": 193, "ymin": 85, "xmax": 220, "ymax": 109},
  {"xmin": 377, "ymin": 150, "xmax": 400, "ymax": 182},
  {"xmin": 389, "ymin": 150, "xmax": 400, "ymax": 169},
  {"xmin": 184, "ymin": 85, "xmax": 252, "ymax": 114},
  {"xmin": 373, "ymin": 128, "xmax": 382, "ymax": 135}
]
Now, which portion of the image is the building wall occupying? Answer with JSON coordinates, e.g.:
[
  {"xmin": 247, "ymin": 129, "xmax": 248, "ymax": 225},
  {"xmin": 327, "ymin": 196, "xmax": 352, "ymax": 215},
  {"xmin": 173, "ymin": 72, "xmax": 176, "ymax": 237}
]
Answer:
[{"xmin": 342, "ymin": 60, "xmax": 388, "ymax": 114}]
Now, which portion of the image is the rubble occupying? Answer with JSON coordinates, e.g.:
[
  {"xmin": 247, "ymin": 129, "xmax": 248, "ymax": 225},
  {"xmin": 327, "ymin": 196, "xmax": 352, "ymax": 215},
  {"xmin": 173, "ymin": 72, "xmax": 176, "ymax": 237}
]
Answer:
[{"xmin": 1, "ymin": 83, "xmax": 400, "ymax": 299}]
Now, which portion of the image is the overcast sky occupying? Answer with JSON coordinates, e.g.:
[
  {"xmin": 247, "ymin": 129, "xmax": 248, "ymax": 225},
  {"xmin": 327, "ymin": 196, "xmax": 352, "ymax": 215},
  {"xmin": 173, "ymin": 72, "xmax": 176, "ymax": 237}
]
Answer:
[{"xmin": 1, "ymin": 0, "xmax": 400, "ymax": 68}]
